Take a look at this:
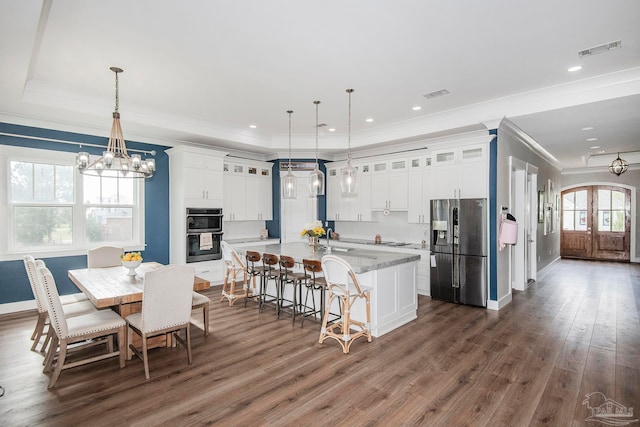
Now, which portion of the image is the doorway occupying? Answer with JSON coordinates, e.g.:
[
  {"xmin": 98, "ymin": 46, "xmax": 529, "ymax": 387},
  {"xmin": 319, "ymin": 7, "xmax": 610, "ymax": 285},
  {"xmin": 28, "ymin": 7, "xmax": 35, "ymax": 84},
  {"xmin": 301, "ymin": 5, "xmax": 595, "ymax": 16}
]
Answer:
[
  {"xmin": 509, "ymin": 157, "xmax": 538, "ymax": 291},
  {"xmin": 280, "ymin": 170, "xmax": 317, "ymax": 243},
  {"xmin": 561, "ymin": 185, "xmax": 631, "ymax": 261}
]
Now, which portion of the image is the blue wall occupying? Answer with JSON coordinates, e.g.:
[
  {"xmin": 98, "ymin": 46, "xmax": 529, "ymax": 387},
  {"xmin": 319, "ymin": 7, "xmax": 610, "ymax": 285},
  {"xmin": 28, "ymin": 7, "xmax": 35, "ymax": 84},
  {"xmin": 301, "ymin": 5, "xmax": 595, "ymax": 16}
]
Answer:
[
  {"xmin": 488, "ymin": 130, "xmax": 498, "ymax": 302},
  {"xmin": 0, "ymin": 122, "xmax": 170, "ymax": 304}
]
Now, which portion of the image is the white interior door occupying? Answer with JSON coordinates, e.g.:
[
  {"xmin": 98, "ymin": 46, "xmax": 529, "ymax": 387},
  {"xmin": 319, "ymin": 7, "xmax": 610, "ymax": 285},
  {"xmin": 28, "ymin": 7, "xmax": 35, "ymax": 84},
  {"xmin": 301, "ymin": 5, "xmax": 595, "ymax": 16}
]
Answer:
[
  {"xmin": 280, "ymin": 171, "xmax": 317, "ymax": 243},
  {"xmin": 526, "ymin": 165, "xmax": 538, "ymax": 283}
]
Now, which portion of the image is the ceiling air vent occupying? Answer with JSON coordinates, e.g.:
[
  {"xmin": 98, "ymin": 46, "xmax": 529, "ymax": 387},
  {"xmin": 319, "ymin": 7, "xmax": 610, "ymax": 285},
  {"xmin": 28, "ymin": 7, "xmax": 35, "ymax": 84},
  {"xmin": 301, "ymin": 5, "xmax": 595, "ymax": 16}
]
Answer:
[
  {"xmin": 578, "ymin": 40, "xmax": 622, "ymax": 58},
  {"xmin": 423, "ymin": 89, "xmax": 450, "ymax": 99}
]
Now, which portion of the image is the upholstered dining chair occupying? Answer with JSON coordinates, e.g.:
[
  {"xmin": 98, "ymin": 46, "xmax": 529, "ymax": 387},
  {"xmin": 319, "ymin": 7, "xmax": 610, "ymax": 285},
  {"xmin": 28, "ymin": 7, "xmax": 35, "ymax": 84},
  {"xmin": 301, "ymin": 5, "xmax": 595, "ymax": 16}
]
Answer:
[
  {"xmin": 23, "ymin": 256, "xmax": 94, "ymax": 353},
  {"xmin": 37, "ymin": 266, "xmax": 126, "ymax": 389},
  {"xmin": 87, "ymin": 245, "xmax": 124, "ymax": 268},
  {"xmin": 191, "ymin": 291, "xmax": 211, "ymax": 336},
  {"xmin": 319, "ymin": 255, "xmax": 372, "ymax": 354},
  {"xmin": 125, "ymin": 265, "xmax": 195, "ymax": 380},
  {"xmin": 220, "ymin": 241, "xmax": 254, "ymax": 306}
]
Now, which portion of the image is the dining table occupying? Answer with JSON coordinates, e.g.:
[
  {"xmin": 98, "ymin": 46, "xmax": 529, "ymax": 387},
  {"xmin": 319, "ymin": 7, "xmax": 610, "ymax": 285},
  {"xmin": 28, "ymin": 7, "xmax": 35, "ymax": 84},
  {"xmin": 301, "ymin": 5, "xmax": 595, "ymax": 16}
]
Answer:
[{"xmin": 68, "ymin": 261, "xmax": 210, "ymax": 320}]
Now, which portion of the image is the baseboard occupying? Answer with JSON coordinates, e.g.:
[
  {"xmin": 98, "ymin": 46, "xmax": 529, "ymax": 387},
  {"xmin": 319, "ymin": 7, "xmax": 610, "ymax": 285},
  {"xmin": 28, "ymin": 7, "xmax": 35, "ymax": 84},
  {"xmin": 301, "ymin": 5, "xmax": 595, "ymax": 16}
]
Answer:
[
  {"xmin": 0, "ymin": 299, "xmax": 36, "ymax": 315},
  {"xmin": 487, "ymin": 292, "xmax": 512, "ymax": 311}
]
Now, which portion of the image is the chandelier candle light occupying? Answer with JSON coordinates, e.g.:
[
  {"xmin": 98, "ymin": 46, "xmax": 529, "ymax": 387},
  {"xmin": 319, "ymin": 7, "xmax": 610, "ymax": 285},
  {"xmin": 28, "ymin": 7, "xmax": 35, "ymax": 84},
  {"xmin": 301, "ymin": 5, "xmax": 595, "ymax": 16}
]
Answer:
[
  {"xmin": 341, "ymin": 88, "xmax": 358, "ymax": 197},
  {"xmin": 282, "ymin": 110, "xmax": 297, "ymax": 199},
  {"xmin": 76, "ymin": 67, "xmax": 156, "ymax": 179},
  {"xmin": 309, "ymin": 100, "xmax": 325, "ymax": 197}
]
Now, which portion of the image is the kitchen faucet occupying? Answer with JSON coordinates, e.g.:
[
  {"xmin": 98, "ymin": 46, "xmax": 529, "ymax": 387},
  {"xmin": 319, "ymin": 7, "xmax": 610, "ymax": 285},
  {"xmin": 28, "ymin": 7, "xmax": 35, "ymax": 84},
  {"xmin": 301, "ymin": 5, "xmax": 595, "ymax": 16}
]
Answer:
[{"xmin": 325, "ymin": 228, "xmax": 333, "ymax": 253}]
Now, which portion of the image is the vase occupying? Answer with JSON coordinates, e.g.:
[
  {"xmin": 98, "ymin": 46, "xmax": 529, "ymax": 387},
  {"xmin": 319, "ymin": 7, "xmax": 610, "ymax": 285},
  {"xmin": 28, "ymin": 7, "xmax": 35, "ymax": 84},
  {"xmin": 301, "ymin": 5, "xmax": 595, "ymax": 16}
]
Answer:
[{"xmin": 308, "ymin": 236, "xmax": 319, "ymax": 248}]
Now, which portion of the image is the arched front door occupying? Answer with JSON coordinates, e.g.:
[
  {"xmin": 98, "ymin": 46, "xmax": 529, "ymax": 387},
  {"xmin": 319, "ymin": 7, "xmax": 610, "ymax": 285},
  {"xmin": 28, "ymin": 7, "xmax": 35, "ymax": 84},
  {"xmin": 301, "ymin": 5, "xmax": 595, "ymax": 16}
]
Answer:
[{"xmin": 561, "ymin": 185, "xmax": 631, "ymax": 261}]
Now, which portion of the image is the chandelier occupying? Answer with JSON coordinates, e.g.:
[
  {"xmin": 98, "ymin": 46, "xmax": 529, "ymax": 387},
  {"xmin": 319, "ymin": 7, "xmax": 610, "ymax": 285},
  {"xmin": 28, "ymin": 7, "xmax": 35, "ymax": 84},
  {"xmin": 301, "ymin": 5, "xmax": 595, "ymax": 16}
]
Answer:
[
  {"xmin": 309, "ymin": 100, "xmax": 325, "ymax": 197},
  {"xmin": 341, "ymin": 88, "xmax": 358, "ymax": 197},
  {"xmin": 282, "ymin": 110, "xmax": 297, "ymax": 199},
  {"xmin": 76, "ymin": 67, "xmax": 156, "ymax": 178},
  {"xmin": 608, "ymin": 153, "xmax": 629, "ymax": 176}
]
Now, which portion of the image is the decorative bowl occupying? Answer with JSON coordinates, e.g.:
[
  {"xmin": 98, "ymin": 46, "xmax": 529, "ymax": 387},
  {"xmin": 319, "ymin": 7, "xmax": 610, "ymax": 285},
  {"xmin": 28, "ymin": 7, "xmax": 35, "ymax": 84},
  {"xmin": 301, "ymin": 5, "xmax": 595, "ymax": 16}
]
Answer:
[{"xmin": 122, "ymin": 259, "xmax": 142, "ymax": 276}]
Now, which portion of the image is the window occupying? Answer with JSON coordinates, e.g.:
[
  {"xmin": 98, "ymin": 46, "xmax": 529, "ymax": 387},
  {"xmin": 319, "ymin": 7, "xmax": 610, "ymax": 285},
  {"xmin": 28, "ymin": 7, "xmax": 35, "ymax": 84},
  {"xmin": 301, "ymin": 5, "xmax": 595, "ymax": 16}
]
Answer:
[{"xmin": 1, "ymin": 145, "xmax": 145, "ymax": 258}]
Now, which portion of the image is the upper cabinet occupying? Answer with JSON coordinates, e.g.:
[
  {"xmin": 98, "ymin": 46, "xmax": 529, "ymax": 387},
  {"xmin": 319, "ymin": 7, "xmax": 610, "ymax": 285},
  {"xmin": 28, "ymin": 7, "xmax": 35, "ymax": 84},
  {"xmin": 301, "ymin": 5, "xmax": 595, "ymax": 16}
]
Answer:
[
  {"xmin": 407, "ymin": 155, "xmax": 431, "ymax": 224},
  {"xmin": 431, "ymin": 143, "xmax": 487, "ymax": 199},
  {"xmin": 167, "ymin": 146, "xmax": 225, "ymax": 209},
  {"xmin": 223, "ymin": 159, "xmax": 273, "ymax": 221},
  {"xmin": 371, "ymin": 158, "xmax": 408, "ymax": 211},
  {"xmin": 327, "ymin": 163, "xmax": 373, "ymax": 222}
]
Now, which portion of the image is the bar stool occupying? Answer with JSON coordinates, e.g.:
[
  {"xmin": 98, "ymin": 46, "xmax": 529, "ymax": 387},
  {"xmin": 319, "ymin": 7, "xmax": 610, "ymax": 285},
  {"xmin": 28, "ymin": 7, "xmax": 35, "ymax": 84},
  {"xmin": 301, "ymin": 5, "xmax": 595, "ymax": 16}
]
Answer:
[
  {"xmin": 246, "ymin": 251, "xmax": 266, "ymax": 305},
  {"xmin": 300, "ymin": 259, "xmax": 327, "ymax": 328},
  {"xmin": 278, "ymin": 255, "xmax": 308, "ymax": 325},
  {"xmin": 260, "ymin": 253, "xmax": 281, "ymax": 314},
  {"xmin": 220, "ymin": 241, "xmax": 251, "ymax": 306},
  {"xmin": 319, "ymin": 255, "xmax": 372, "ymax": 354}
]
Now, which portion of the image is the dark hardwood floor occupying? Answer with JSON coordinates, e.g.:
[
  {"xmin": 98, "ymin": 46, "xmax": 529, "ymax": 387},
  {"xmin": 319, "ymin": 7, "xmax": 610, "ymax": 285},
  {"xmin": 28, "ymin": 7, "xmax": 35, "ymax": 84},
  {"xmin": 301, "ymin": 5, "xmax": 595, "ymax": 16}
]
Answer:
[{"xmin": 1, "ymin": 259, "xmax": 638, "ymax": 426}]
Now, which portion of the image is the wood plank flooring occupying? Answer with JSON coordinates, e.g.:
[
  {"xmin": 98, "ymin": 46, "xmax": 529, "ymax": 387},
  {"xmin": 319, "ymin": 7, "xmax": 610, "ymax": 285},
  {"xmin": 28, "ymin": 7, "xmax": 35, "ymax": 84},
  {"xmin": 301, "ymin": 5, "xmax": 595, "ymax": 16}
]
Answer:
[{"xmin": 0, "ymin": 259, "xmax": 638, "ymax": 426}]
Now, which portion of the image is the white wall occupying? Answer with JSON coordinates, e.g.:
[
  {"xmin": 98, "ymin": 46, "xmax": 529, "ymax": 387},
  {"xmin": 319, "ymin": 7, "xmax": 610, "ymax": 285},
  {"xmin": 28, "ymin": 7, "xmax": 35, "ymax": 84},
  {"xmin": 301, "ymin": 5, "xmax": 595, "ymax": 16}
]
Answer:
[{"xmin": 496, "ymin": 120, "xmax": 562, "ymax": 303}]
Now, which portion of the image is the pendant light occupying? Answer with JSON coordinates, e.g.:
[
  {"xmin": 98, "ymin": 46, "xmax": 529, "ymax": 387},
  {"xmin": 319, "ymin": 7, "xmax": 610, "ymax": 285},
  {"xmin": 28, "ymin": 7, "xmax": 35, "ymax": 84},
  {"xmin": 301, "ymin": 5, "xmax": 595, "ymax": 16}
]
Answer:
[
  {"xmin": 341, "ymin": 88, "xmax": 358, "ymax": 197},
  {"xmin": 76, "ymin": 67, "xmax": 156, "ymax": 178},
  {"xmin": 282, "ymin": 110, "xmax": 297, "ymax": 199},
  {"xmin": 309, "ymin": 100, "xmax": 325, "ymax": 197},
  {"xmin": 609, "ymin": 153, "xmax": 629, "ymax": 176}
]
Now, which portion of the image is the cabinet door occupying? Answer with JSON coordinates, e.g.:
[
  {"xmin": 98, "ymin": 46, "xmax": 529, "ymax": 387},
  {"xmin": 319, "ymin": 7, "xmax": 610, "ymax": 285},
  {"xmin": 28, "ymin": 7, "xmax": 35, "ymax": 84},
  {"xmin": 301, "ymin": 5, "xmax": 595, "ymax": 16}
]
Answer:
[
  {"xmin": 204, "ymin": 170, "xmax": 223, "ymax": 203},
  {"xmin": 184, "ymin": 168, "xmax": 207, "ymax": 201},
  {"xmin": 356, "ymin": 164, "xmax": 372, "ymax": 221},
  {"xmin": 258, "ymin": 174, "xmax": 273, "ymax": 220},
  {"xmin": 224, "ymin": 172, "xmax": 246, "ymax": 221},
  {"xmin": 371, "ymin": 173, "xmax": 389, "ymax": 210},
  {"xmin": 408, "ymin": 170, "xmax": 423, "ymax": 223},
  {"xmin": 431, "ymin": 166, "xmax": 459, "ymax": 199},
  {"xmin": 388, "ymin": 171, "xmax": 408, "ymax": 209}
]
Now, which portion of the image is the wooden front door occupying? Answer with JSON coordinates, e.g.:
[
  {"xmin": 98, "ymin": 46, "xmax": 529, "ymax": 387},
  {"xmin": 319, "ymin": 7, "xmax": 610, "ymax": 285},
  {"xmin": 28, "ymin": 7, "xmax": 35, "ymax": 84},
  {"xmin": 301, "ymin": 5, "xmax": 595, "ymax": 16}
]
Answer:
[{"xmin": 561, "ymin": 186, "xmax": 631, "ymax": 262}]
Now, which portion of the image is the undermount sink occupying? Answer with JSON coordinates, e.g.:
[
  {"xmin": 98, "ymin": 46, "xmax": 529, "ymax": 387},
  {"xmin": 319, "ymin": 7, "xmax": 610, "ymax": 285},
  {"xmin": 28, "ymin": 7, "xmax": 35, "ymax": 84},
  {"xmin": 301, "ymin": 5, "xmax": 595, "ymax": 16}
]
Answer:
[
  {"xmin": 329, "ymin": 247, "xmax": 353, "ymax": 253},
  {"xmin": 380, "ymin": 242, "xmax": 411, "ymax": 247}
]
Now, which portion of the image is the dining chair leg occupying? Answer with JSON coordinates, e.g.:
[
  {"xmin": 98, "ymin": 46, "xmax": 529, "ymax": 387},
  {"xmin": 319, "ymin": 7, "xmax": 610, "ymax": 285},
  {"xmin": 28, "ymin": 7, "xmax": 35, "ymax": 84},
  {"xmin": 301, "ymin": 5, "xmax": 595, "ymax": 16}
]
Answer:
[
  {"xmin": 31, "ymin": 313, "xmax": 47, "ymax": 349},
  {"xmin": 48, "ymin": 339, "xmax": 67, "ymax": 389},
  {"xmin": 142, "ymin": 334, "xmax": 150, "ymax": 380},
  {"xmin": 117, "ymin": 326, "xmax": 126, "ymax": 368},
  {"xmin": 203, "ymin": 301, "xmax": 210, "ymax": 336},
  {"xmin": 43, "ymin": 334, "xmax": 58, "ymax": 373},
  {"xmin": 126, "ymin": 326, "xmax": 133, "ymax": 360},
  {"xmin": 41, "ymin": 327, "xmax": 53, "ymax": 354},
  {"xmin": 186, "ymin": 326, "xmax": 192, "ymax": 365}
]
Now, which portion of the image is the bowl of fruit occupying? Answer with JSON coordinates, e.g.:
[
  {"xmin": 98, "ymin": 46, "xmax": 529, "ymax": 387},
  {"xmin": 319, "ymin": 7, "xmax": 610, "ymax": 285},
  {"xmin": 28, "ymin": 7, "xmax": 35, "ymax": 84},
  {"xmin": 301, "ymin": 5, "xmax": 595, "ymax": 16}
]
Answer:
[{"xmin": 121, "ymin": 252, "xmax": 143, "ymax": 276}]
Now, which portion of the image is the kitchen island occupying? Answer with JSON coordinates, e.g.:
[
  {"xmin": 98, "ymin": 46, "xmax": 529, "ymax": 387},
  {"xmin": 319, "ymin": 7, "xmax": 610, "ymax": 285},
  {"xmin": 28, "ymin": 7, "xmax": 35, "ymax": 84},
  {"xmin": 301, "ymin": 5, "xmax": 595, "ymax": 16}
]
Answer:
[{"xmin": 237, "ymin": 242, "xmax": 420, "ymax": 337}]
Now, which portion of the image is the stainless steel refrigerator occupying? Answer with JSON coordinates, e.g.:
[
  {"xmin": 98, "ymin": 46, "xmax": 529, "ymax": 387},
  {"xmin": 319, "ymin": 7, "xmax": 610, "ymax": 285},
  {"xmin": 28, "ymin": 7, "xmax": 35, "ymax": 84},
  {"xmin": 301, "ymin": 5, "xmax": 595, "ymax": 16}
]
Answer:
[{"xmin": 430, "ymin": 198, "xmax": 487, "ymax": 307}]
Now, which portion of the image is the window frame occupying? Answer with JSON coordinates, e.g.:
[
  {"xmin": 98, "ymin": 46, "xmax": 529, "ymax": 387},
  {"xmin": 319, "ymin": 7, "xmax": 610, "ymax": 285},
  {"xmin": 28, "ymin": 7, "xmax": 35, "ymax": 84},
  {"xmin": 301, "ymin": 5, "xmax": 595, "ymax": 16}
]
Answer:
[{"xmin": 0, "ymin": 145, "xmax": 146, "ymax": 260}]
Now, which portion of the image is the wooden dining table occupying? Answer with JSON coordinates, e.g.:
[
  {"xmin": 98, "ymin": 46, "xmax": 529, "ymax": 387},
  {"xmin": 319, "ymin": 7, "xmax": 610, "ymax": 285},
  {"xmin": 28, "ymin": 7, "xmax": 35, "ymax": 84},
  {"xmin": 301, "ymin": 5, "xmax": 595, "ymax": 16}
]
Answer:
[{"xmin": 68, "ymin": 262, "xmax": 210, "ymax": 318}]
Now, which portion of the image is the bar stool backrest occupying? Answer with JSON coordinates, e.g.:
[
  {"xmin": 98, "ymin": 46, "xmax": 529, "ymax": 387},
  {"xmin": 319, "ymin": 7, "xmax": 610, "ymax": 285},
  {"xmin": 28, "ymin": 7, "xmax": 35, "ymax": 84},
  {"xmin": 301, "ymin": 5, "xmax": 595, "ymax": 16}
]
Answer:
[
  {"xmin": 262, "ymin": 253, "xmax": 279, "ymax": 277},
  {"xmin": 321, "ymin": 255, "xmax": 365, "ymax": 296}
]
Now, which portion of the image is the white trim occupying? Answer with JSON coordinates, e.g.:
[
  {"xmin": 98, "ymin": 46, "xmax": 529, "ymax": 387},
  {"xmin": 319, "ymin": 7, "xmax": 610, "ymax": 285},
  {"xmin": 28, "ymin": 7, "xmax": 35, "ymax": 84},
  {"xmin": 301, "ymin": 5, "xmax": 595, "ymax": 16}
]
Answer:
[{"xmin": 487, "ymin": 292, "xmax": 512, "ymax": 311}]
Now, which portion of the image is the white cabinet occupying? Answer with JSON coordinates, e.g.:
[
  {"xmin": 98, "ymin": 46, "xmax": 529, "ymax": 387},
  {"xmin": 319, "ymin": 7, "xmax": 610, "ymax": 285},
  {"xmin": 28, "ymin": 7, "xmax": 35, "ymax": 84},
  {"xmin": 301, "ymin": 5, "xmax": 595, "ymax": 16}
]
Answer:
[
  {"xmin": 326, "ymin": 163, "xmax": 372, "ymax": 221},
  {"xmin": 431, "ymin": 143, "xmax": 487, "ymax": 199},
  {"xmin": 224, "ymin": 160, "xmax": 273, "ymax": 221},
  {"xmin": 166, "ymin": 145, "xmax": 228, "ymax": 265},
  {"xmin": 181, "ymin": 152, "xmax": 224, "ymax": 208},
  {"xmin": 371, "ymin": 158, "xmax": 408, "ymax": 211},
  {"xmin": 407, "ymin": 155, "xmax": 431, "ymax": 224}
]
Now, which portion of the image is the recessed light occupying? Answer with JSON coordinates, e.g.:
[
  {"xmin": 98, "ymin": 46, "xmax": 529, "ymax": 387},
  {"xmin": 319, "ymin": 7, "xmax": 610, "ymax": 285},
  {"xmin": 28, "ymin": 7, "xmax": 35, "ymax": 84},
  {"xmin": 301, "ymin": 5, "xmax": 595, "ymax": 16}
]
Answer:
[
  {"xmin": 249, "ymin": 124, "xmax": 257, "ymax": 129},
  {"xmin": 581, "ymin": 126, "xmax": 595, "ymax": 131},
  {"xmin": 328, "ymin": 128, "xmax": 336, "ymax": 132},
  {"xmin": 589, "ymin": 145, "xmax": 600, "ymax": 149},
  {"xmin": 365, "ymin": 118, "xmax": 374, "ymax": 123},
  {"xmin": 412, "ymin": 106, "xmax": 422, "ymax": 111},
  {"xmin": 568, "ymin": 65, "xmax": 583, "ymax": 72},
  {"xmin": 586, "ymin": 137, "xmax": 598, "ymax": 142}
]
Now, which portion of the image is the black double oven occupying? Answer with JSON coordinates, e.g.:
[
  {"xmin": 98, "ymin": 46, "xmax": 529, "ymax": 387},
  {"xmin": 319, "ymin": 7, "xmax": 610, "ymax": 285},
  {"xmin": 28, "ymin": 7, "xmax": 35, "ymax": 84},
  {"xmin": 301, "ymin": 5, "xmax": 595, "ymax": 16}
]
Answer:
[{"xmin": 186, "ymin": 208, "xmax": 223, "ymax": 263}]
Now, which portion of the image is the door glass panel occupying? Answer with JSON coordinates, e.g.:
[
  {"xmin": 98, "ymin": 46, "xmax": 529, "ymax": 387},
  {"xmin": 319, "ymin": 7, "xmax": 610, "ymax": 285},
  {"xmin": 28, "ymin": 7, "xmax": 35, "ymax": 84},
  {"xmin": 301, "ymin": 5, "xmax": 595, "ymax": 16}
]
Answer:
[
  {"xmin": 563, "ymin": 193, "xmax": 574, "ymax": 210},
  {"xmin": 612, "ymin": 191, "xmax": 625, "ymax": 209},
  {"xmin": 598, "ymin": 211, "xmax": 610, "ymax": 231},
  {"xmin": 575, "ymin": 190, "xmax": 587, "ymax": 209},
  {"xmin": 611, "ymin": 211, "xmax": 625, "ymax": 232},
  {"xmin": 575, "ymin": 211, "xmax": 587, "ymax": 231},
  {"xmin": 563, "ymin": 211, "xmax": 574, "ymax": 230},
  {"xmin": 598, "ymin": 190, "xmax": 611, "ymax": 209}
]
